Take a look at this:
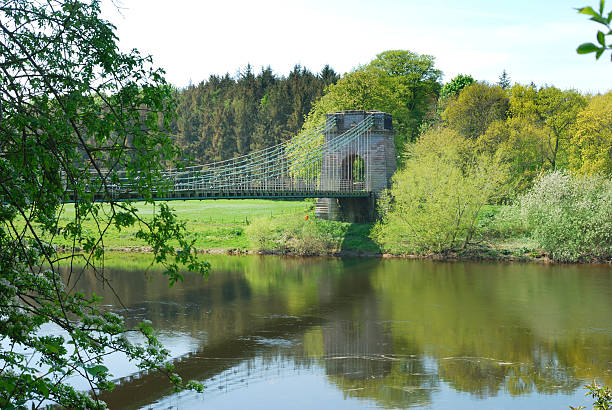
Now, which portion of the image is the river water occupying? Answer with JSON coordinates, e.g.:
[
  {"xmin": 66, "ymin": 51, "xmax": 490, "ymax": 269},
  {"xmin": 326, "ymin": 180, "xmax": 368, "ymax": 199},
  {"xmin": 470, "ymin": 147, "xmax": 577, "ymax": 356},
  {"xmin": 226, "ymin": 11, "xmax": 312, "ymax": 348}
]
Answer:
[{"xmin": 72, "ymin": 255, "xmax": 612, "ymax": 409}]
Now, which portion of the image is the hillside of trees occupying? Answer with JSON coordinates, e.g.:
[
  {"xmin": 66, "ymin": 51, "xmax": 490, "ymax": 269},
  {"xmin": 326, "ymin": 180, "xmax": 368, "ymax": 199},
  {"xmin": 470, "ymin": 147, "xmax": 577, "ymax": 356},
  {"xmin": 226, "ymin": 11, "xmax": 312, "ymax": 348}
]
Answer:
[
  {"xmin": 170, "ymin": 65, "xmax": 339, "ymax": 163},
  {"xmin": 169, "ymin": 53, "xmax": 611, "ymax": 190}
]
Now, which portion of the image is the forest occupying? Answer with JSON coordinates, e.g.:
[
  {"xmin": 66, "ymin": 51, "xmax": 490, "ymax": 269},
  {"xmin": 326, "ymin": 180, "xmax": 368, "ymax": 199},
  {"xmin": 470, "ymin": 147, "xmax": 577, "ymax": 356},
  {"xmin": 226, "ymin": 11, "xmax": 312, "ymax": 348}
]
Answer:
[{"xmin": 170, "ymin": 65, "xmax": 339, "ymax": 163}]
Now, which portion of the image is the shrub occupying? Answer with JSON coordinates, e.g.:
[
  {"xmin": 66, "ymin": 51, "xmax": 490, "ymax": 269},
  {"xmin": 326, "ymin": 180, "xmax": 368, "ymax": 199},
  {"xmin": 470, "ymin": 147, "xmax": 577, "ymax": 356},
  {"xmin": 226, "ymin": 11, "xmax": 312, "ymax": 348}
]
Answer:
[
  {"xmin": 245, "ymin": 216, "xmax": 346, "ymax": 255},
  {"xmin": 519, "ymin": 171, "xmax": 612, "ymax": 262},
  {"xmin": 571, "ymin": 383, "xmax": 612, "ymax": 410},
  {"xmin": 481, "ymin": 205, "xmax": 530, "ymax": 240}
]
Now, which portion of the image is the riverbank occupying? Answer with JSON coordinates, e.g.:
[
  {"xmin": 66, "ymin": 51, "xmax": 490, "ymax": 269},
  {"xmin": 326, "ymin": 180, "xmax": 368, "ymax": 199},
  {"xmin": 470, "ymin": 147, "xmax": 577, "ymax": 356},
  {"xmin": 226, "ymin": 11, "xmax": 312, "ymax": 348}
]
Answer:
[{"xmin": 93, "ymin": 246, "xmax": 555, "ymax": 263}]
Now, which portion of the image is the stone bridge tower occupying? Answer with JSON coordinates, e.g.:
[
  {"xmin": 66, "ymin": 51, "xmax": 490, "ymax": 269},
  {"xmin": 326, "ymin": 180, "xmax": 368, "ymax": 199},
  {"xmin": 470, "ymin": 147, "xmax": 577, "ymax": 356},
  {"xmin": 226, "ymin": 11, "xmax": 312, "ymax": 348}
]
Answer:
[{"xmin": 315, "ymin": 110, "xmax": 396, "ymax": 222}]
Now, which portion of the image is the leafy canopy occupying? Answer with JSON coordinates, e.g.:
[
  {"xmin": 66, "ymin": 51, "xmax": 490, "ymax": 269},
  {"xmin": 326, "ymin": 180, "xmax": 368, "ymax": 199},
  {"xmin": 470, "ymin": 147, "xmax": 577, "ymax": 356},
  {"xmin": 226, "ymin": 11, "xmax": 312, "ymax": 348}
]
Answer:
[
  {"xmin": 441, "ymin": 82, "xmax": 588, "ymax": 193},
  {"xmin": 442, "ymin": 82, "xmax": 509, "ymax": 140},
  {"xmin": 440, "ymin": 74, "xmax": 475, "ymax": 99},
  {"xmin": 508, "ymin": 84, "xmax": 587, "ymax": 170},
  {"xmin": 569, "ymin": 91, "xmax": 612, "ymax": 175}
]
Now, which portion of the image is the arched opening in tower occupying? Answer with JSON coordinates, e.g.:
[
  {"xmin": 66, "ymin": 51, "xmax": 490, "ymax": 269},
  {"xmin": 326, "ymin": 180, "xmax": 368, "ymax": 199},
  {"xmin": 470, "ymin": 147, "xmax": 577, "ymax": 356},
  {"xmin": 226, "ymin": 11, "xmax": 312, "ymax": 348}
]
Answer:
[{"xmin": 341, "ymin": 154, "xmax": 365, "ymax": 190}]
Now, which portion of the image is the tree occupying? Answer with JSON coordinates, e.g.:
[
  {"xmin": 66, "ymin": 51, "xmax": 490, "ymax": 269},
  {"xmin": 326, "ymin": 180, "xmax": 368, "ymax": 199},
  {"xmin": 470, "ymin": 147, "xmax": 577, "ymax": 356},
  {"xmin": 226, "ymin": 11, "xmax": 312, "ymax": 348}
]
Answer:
[
  {"xmin": 440, "ymin": 74, "xmax": 475, "ymax": 99},
  {"xmin": 371, "ymin": 128, "xmax": 506, "ymax": 254},
  {"xmin": 480, "ymin": 117, "xmax": 550, "ymax": 192},
  {"xmin": 171, "ymin": 65, "xmax": 336, "ymax": 163},
  {"xmin": 576, "ymin": 1, "xmax": 612, "ymax": 61},
  {"xmin": 302, "ymin": 50, "xmax": 442, "ymax": 156},
  {"xmin": 569, "ymin": 91, "xmax": 612, "ymax": 175},
  {"xmin": 497, "ymin": 69, "xmax": 511, "ymax": 89},
  {"xmin": 0, "ymin": 1, "xmax": 208, "ymax": 408},
  {"xmin": 442, "ymin": 82, "xmax": 509, "ymax": 139},
  {"xmin": 508, "ymin": 85, "xmax": 587, "ymax": 170}
]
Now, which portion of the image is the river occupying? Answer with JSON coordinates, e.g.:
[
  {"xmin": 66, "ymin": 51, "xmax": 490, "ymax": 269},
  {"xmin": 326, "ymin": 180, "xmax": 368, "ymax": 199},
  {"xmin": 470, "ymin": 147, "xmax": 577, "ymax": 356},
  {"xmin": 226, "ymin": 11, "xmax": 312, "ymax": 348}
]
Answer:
[{"xmin": 68, "ymin": 255, "xmax": 612, "ymax": 409}]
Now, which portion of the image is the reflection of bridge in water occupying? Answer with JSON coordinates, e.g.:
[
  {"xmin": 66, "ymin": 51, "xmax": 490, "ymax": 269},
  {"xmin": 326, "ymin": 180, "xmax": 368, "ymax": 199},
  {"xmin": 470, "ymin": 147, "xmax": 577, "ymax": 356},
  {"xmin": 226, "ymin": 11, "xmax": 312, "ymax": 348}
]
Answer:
[
  {"xmin": 76, "ymin": 111, "xmax": 396, "ymax": 221},
  {"xmin": 95, "ymin": 259, "xmax": 416, "ymax": 408}
]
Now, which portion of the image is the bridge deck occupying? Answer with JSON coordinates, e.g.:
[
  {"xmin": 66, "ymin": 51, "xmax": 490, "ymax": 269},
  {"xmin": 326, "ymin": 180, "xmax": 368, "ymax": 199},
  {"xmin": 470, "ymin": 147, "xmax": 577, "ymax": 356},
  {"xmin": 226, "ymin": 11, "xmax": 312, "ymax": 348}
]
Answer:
[{"xmin": 66, "ymin": 189, "xmax": 372, "ymax": 203}]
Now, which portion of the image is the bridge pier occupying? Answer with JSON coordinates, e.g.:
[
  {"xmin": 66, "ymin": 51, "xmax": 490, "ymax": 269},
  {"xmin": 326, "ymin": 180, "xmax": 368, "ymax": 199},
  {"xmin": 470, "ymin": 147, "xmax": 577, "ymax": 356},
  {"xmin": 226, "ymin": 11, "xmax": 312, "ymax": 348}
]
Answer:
[
  {"xmin": 315, "ymin": 197, "xmax": 376, "ymax": 223},
  {"xmin": 315, "ymin": 110, "xmax": 395, "ymax": 223},
  {"xmin": 339, "ymin": 196, "xmax": 376, "ymax": 223}
]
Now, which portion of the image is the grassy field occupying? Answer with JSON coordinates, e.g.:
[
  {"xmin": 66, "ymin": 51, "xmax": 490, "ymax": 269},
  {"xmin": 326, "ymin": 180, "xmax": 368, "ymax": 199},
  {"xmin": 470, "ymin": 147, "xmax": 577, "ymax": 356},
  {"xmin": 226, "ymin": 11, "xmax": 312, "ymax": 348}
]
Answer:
[{"xmin": 47, "ymin": 199, "xmax": 315, "ymax": 250}]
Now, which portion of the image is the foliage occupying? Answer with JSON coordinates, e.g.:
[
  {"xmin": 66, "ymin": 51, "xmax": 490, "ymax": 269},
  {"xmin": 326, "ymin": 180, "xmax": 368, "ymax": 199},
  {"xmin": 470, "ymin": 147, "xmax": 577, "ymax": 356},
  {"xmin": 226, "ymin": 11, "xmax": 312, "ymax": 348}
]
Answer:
[
  {"xmin": 572, "ymin": 383, "xmax": 612, "ymax": 410},
  {"xmin": 508, "ymin": 84, "xmax": 587, "ymax": 170},
  {"xmin": 0, "ymin": 0, "xmax": 209, "ymax": 407},
  {"xmin": 442, "ymin": 82, "xmax": 509, "ymax": 139},
  {"xmin": 586, "ymin": 382, "xmax": 612, "ymax": 409},
  {"xmin": 245, "ymin": 214, "xmax": 379, "ymax": 255},
  {"xmin": 467, "ymin": 84, "xmax": 588, "ymax": 193},
  {"xmin": 171, "ymin": 65, "xmax": 338, "ymax": 164},
  {"xmin": 569, "ymin": 91, "xmax": 612, "ymax": 175},
  {"xmin": 440, "ymin": 74, "xmax": 475, "ymax": 98},
  {"xmin": 479, "ymin": 204, "xmax": 530, "ymax": 241},
  {"xmin": 518, "ymin": 171, "xmax": 612, "ymax": 262},
  {"xmin": 497, "ymin": 69, "xmax": 511, "ymax": 89},
  {"xmin": 576, "ymin": 1, "xmax": 612, "ymax": 61},
  {"xmin": 246, "ymin": 216, "xmax": 344, "ymax": 255},
  {"xmin": 479, "ymin": 117, "xmax": 550, "ymax": 193},
  {"xmin": 302, "ymin": 50, "xmax": 442, "ymax": 155},
  {"xmin": 371, "ymin": 128, "xmax": 507, "ymax": 254}
]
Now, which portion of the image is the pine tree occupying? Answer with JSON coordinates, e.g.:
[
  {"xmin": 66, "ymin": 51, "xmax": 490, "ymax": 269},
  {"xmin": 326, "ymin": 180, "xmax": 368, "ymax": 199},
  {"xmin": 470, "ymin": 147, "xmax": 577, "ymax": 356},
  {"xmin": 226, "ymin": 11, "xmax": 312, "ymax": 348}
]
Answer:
[
  {"xmin": 498, "ymin": 69, "xmax": 511, "ymax": 89},
  {"xmin": 170, "ymin": 65, "xmax": 337, "ymax": 164}
]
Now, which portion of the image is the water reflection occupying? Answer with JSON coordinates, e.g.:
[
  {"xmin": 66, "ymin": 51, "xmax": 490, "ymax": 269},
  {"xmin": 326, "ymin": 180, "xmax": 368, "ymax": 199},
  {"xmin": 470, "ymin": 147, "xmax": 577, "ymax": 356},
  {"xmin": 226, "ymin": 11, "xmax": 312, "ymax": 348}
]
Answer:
[{"xmin": 65, "ymin": 256, "xmax": 612, "ymax": 409}]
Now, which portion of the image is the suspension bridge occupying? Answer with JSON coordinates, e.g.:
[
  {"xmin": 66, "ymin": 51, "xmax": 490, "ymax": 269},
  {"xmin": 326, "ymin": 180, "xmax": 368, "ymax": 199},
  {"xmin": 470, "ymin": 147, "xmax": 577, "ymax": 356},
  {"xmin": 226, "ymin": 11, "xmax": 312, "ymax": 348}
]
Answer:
[{"xmin": 81, "ymin": 111, "xmax": 396, "ymax": 221}]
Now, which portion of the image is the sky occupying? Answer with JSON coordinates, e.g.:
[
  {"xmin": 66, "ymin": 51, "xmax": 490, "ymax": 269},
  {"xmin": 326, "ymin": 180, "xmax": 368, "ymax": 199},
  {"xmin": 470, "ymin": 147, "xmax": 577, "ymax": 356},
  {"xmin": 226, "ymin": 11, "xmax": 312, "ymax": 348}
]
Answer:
[{"xmin": 101, "ymin": 0, "xmax": 611, "ymax": 93}]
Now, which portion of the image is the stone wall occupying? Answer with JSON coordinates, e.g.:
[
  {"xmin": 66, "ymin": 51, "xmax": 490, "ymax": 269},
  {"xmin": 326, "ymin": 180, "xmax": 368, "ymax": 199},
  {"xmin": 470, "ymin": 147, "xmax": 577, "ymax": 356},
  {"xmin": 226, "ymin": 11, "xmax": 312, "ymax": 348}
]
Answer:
[{"xmin": 316, "ymin": 110, "xmax": 396, "ymax": 222}]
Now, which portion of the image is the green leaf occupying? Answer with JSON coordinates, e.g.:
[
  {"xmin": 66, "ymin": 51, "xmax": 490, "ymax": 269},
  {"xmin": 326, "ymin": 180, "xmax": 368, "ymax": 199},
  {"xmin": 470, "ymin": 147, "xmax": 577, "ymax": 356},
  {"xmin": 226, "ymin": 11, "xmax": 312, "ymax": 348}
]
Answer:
[
  {"xmin": 591, "ymin": 14, "xmax": 609, "ymax": 24},
  {"xmin": 596, "ymin": 48, "xmax": 604, "ymax": 59},
  {"xmin": 38, "ymin": 382, "xmax": 49, "ymax": 398},
  {"xmin": 600, "ymin": 0, "xmax": 605, "ymax": 14},
  {"xmin": 85, "ymin": 364, "xmax": 108, "ymax": 377},
  {"xmin": 597, "ymin": 30, "xmax": 606, "ymax": 45},
  {"xmin": 44, "ymin": 343, "xmax": 60, "ymax": 354},
  {"xmin": 576, "ymin": 42, "xmax": 600, "ymax": 54},
  {"xmin": 608, "ymin": 10, "xmax": 612, "ymax": 23},
  {"xmin": 578, "ymin": 6, "xmax": 599, "ymax": 17}
]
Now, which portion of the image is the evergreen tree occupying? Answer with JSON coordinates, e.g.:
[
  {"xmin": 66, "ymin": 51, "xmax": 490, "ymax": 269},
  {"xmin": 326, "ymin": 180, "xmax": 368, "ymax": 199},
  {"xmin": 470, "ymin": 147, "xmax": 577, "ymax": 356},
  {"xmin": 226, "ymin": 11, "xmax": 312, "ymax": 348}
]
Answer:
[
  {"xmin": 498, "ymin": 69, "xmax": 511, "ymax": 89},
  {"xmin": 170, "ymin": 65, "xmax": 338, "ymax": 164}
]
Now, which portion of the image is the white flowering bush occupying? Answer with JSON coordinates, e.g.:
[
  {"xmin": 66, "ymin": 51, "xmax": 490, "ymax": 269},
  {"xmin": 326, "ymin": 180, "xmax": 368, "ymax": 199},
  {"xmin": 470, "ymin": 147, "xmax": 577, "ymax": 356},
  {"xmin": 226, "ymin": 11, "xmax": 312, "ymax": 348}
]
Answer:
[{"xmin": 519, "ymin": 171, "xmax": 612, "ymax": 262}]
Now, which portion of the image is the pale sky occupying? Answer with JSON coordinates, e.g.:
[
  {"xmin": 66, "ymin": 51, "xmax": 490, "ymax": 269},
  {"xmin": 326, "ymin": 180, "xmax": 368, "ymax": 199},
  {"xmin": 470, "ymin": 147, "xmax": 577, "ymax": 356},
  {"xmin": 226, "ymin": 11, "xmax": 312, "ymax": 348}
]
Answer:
[{"xmin": 102, "ymin": 0, "xmax": 611, "ymax": 93}]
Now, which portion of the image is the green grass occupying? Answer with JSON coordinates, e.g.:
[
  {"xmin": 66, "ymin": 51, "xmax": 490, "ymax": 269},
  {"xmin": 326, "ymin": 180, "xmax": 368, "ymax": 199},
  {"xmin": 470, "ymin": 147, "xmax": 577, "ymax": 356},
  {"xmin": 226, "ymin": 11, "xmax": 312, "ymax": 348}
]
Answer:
[
  {"xmin": 42, "ymin": 198, "xmax": 383, "ymax": 255},
  {"xmin": 40, "ymin": 199, "xmax": 314, "ymax": 251}
]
